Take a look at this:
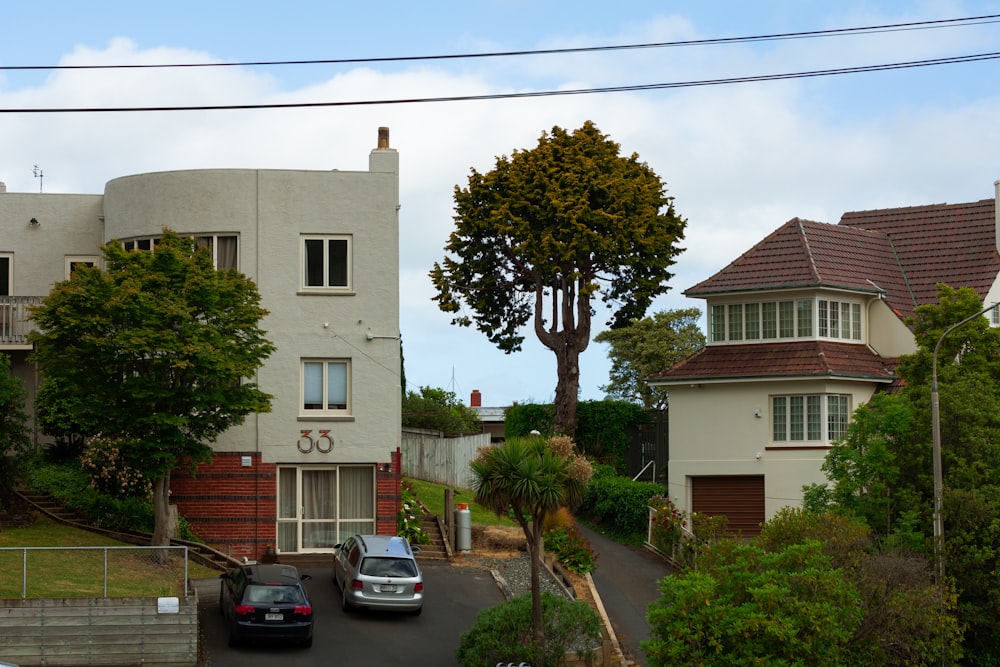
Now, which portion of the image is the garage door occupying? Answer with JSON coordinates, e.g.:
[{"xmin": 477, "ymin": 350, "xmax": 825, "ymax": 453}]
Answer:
[{"xmin": 691, "ymin": 476, "xmax": 765, "ymax": 537}]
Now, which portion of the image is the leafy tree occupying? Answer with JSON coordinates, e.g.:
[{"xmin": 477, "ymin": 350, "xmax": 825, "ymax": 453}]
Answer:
[
  {"xmin": 431, "ymin": 121, "xmax": 686, "ymax": 435},
  {"xmin": 808, "ymin": 286, "xmax": 1000, "ymax": 662},
  {"xmin": 644, "ymin": 539, "xmax": 861, "ymax": 666},
  {"xmin": 0, "ymin": 353, "xmax": 31, "ymax": 506},
  {"xmin": 29, "ymin": 229, "xmax": 275, "ymax": 547},
  {"xmin": 401, "ymin": 386, "xmax": 481, "ymax": 434},
  {"xmin": 594, "ymin": 307, "xmax": 704, "ymax": 409},
  {"xmin": 469, "ymin": 435, "xmax": 592, "ymax": 656}
]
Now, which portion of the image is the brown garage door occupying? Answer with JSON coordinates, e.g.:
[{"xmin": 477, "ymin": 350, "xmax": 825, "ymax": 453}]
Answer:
[{"xmin": 691, "ymin": 476, "xmax": 765, "ymax": 537}]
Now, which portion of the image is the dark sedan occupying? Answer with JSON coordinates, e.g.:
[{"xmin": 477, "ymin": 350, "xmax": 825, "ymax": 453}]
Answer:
[{"xmin": 219, "ymin": 563, "xmax": 314, "ymax": 648}]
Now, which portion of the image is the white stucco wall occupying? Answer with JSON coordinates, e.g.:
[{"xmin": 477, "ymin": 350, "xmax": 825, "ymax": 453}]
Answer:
[
  {"xmin": 101, "ymin": 158, "xmax": 401, "ymax": 466},
  {"xmin": 666, "ymin": 378, "xmax": 882, "ymax": 519}
]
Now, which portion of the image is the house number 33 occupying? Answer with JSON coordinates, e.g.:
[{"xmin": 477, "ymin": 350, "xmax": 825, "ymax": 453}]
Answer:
[{"xmin": 297, "ymin": 429, "xmax": 334, "ymax": 453}]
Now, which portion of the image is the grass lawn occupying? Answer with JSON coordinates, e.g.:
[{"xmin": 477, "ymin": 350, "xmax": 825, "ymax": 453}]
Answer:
[
  {"xmin": 404, "ymin": 477, "xmax": 516, "ymax": 527},
  {"xmin": 0, "ymin": 517, "xmax": 219, "ymax": 599}
]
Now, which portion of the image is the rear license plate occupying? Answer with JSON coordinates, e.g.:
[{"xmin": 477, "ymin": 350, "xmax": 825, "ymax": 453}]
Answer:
[
  {"xmin": 379, "ymin": 584, "xmax": 396, "ymax": 593},
  {"xmin": 265, "ymin": 613, "xmax": 284, "ymax": 621}
]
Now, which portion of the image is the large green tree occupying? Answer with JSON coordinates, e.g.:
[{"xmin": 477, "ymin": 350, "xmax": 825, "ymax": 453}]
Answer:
[
  {"xmin": 469, "ymin": 435, "xmax": 591, "ymax": 659},
  {"xmin": 594, "ymin": 307, "xmax": 704, "ymax": 409},
  {"xmin": 29, "ymin": 230, "xmax": 275, "ymax": 546},
  {"xmin": 806, "ymin": 285, "xmax": 1000, "ymax": 662},
  {"xmin": 431, "ymin": 121, "xmax": 686, "ymax": 435},
  {"xmin": 0, "ymin": 353, "xmax": 32, "ymax": 506},
  {"xmin": 401, "ymin": 385, "xmax": 481, "ymax": 434}
]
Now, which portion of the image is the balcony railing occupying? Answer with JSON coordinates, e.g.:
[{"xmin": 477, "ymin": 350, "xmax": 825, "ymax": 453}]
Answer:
[{"xmin": 0, "ymin": 296, "xmax": 42, "ymax": 346}]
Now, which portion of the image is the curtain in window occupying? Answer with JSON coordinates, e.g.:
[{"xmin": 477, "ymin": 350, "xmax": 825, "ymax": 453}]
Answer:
[
  {"xmin": 302, "ymin": 469, "xmax": 337, "ymax": 549},
  {"xmin": 217, "ymin": 236, "xmax": 238, "ymax": 270},
  {"xmin": 277, "ymin": 468, "xmax": 299, "ymax": 553},
  {"xmin": 327, "ymin": 362, "xmax": 347, "ymax": 408},
  {"xmin": 303, "ymin": 362, "xmax": 322, "ymax": 409},
  {"xmin": 339, "ymin": 466, "xmax": 375, "ymax": 541}
]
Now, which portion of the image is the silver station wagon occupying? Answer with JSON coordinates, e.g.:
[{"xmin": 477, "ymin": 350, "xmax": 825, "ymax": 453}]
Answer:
[{"xmin": 333, "ymin": 534, "xmax": 424, "ymax": 615}]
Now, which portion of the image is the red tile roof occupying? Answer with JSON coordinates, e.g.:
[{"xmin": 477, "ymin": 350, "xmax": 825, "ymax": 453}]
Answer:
[
  {"xmin": 650, "ymin": 340, "xmax": 898, "ymax": 383},
  {"xmin": 661, "ymin": 196, "xmax": 997, "ymax": 383},
  {"xmin": 687, "ymin": 199, "xmax": 999, "ymax": 323}
]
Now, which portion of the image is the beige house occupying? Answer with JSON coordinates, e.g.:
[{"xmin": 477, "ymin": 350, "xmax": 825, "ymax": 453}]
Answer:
[
  {"xmin": 0, "ymin": 128, "xmax": 402, "ymax": 560},
  {"xmin": 650, "ymin": 181, "xmax": 1000, "ymax": 535}
]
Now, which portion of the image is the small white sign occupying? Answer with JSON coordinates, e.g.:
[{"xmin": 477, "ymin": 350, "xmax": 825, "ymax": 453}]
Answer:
[{"xmin": 157, "ymin": 597, "xmax": 180, "ymax": 614}]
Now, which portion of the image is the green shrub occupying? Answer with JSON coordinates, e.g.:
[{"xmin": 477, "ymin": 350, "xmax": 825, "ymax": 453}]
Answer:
[
  {"xmin": 397, "ymin": 485, "xmax": 429, "ymax": 544},
  {"xmin": 581, "ymin": 473, "xmax": 664, "ymax": 540},
  {"xmin": 456, "ymin": 591, "xmax": 601, "ymax": 667},
  {"xmin": 544, "ymin": 526, "xmax": 597, "ymax": 574}
]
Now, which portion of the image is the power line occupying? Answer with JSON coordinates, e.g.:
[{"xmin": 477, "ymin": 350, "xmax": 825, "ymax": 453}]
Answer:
[
  {"xmin": 0, "ymin": 51, "xmax": 996, "ymax": 114},
  {"xmin": 1, "ymin": 14, "xmax": 998, "ymax": 71}
]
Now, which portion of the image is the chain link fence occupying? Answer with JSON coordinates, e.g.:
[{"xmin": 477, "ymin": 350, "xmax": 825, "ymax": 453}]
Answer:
[{"xmin": 0, "ymin": 545, "xmax": 190, "ymax": 599}]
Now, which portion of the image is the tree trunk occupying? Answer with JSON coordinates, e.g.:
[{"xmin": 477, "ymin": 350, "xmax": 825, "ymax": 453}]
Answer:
[
  {"xmin": 528, "ymin": 521, "xmax": 546, "ymax": 660},
  {"xmin": 552, "ymin": 344, "xmax": 581, "ymax": 436},
  {"xmin": 151, "ymin": 472, "xmax": 172, "ymax": 547}
]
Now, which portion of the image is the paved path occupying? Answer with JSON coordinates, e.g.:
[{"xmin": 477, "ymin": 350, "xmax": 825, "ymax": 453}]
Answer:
[{"xmin": 577, "ymin": 523, "xmax": 674, "ymax": 667}]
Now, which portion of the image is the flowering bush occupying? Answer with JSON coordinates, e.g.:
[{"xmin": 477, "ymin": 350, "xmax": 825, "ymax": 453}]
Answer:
[
  {"xmin": 397, "ymin": 486, "xmax": 429, "ymax": 545},
  {"xmin": 79, "ymin": 436, "xmax": 152, "ymax": 500}
]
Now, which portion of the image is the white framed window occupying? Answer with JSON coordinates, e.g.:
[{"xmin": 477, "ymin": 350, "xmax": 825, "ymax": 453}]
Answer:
[
  {"xmin": 276, "ymin": 465, "xmax": 375, "ymax": 553},
  {"xmin": 0, "ymin": 253, "xmax": 11, "ymax": 296},
  {"xmin": 120, "ymin": 234, "xmax": 238, "ymax": 271},
  {"xmin": 302, "ymin": 359, "xmax": 350, "ymax": 414},
  {"xmin": 301, "ymin": 235, "xmax": 351, "ymax": 291},
  {"xmin": 65, "ymin": 255, "xmax": 99, "ymax": 279},
  {"xmin": 709, "ymin": 297, "xmax": 861, "ymax": 343},
  {"xmin": 772, "ymin": 394, "xmax": 851, "ymax": 444},
  {"xmin": 195, "ymin": 234, "xmax": 239, "ymax": 270}
]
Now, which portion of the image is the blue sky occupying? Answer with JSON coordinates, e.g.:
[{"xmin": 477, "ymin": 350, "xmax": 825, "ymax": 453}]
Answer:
[{"xmin": 2, "ymin": 2, "xmax": 999, "ymax": 407}]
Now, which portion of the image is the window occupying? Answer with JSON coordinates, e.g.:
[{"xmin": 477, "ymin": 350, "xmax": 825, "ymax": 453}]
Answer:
[
  {"xmin": 195, "ymin": 235, "xmax": 239, "ymax": 270},
  {"xmin": 65, "ymin": 255, "xmax": 99, "ymax": 279},
  {"xmin": 302, "ymin": 236, "xmax": 351, "ymax": 290},
  {"xmin": 0, "ymin": 254, "xmax": 10, "ymax": 296},
  {"xmin": 119, "ymin": 234, "xmax": 239, "ymax": 270},
  {"xmin": 302, "ymin": 359, "xmax": 349, "ymax": 413},
  {"xmin": 818, "ymin": 299, "xmax": 861, "ymax": 341},
  {"xmin": 772, "ymin": 394, "xmax": 851, "ymax": 443},
  {"xmin": 710, "ymin": 297, "xmax": 860, "ymax": 343}
]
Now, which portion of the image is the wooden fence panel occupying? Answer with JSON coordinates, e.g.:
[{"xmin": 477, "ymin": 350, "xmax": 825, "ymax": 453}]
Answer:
[{"xmin": 400, "ymin": 431, "xmax": 491, "ymax": 488}]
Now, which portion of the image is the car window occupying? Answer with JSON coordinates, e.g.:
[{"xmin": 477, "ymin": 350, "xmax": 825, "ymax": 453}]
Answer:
[
  {"xmin": 347, "ymin": 544, "xmax": 361, "ymax": 567},
  {"xmin": 360, "ymin": 557, "xmax": 418, "ymax": 578},
  {"xmin": 246, "ymin": 584, "xmax": 303, "ymax": 605}
]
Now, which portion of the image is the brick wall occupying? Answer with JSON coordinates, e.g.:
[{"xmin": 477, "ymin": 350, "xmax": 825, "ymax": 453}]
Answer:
[
  {"xmin": 376, "ymin": 448, "xmax": 403, "ymax": 535},
  {"xmin": 170, "ymin": 452, "xmax": 276, "ymax": 561},
  {"xmin": 171, "ymin": 450, "xmax": 402, "ymax": 560}
]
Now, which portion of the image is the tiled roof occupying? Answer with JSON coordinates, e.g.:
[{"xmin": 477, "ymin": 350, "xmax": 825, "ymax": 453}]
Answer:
[
  {"xmin": 839, "ymin": 199, "xmax": 999, "ymax": 315},
  {"xmin": 667, "ymin": 196, "xmax": 997, "ymax": 383},
  {"xmin": 687, "ymin": 198, "xmax": 999, "ymax": 323},
  {"xmin": 650, "ymin": 340, "xmax": 898, "ymax": 383}
]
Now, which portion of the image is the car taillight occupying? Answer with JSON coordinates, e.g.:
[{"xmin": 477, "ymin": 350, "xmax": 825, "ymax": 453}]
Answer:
[
  {"xmin": 294, "ymin": 605, "xmax": 313, "ymax": 618},
  {"xmin": 414, "ymin": 582, "xmax": 424, "ymax": 593},
  {"xmin": 233, "ymin": 604, "xmax": 255, "ymax": 616},
  {"xmin": 351, "ymin": 579, "xmax": 363, "ymax": 590}
]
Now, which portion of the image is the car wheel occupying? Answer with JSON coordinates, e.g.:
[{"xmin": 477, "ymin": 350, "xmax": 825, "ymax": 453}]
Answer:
[
  {"xmin": 218, "ymin": 583, "xmax": 225, "ymax": 616},
  {"xmin": 301, "ymin": 635, "xmax": 313, "ymax": 649},
  {"xmin": 341, "ymin": 584, "xmax": 352, "ymax": 613},
  {"xmin": 411, "ymin": 606, "xmax": 423, "ymax": 616}
]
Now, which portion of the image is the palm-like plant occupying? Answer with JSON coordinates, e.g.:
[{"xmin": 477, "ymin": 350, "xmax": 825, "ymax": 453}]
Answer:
[{"xmin": 470, "ymin": 435, "xmax": 591, "ymax": 656}]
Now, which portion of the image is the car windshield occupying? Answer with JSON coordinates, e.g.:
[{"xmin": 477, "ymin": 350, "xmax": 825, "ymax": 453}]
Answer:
[
  {"xmin": 245, "ymin": 584, "xmax": 303, "ymax": 604},
  {"xmin": 359, "ymin": 557, "xmax": 418, "ymax": 578}
]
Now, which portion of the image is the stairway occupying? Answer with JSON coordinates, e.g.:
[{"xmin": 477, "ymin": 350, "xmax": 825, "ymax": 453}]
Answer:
[
  {"xmin": 15, "ymin": 487, "xmax": 242, "ymax": 572},
  {"xmin": 415, "ymin": 514, "xmax": 450, "ymax": 561}
]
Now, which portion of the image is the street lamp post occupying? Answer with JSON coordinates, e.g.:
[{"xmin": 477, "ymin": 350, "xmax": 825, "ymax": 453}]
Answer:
[{"xmin": 930, "ymin": 303, "xmax": 996, "ymax": 583}]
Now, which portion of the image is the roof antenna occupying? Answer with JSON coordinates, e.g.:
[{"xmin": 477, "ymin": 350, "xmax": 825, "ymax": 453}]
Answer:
[{"xmin": 32, "ymin": 165, "xmax": 43, "ymax": 193}]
